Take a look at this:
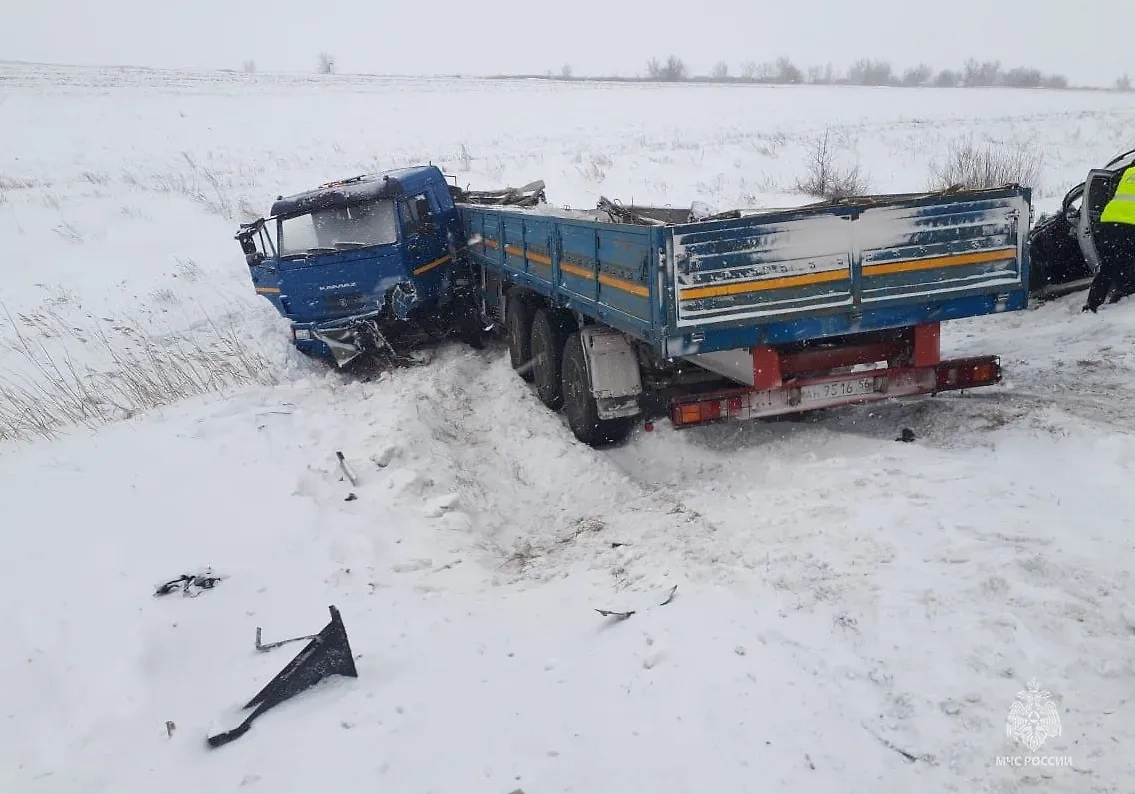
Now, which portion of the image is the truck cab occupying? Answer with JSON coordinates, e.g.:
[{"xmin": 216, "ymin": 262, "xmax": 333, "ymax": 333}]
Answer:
[{"xmin": 236, "ymin": 165, "xmax": 469, "ymax": 364}]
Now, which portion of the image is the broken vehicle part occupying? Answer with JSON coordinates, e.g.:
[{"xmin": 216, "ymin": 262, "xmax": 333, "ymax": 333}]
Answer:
[{"xmin": 207, "ymin": 606, "xmax": 358, "ymax": 748}]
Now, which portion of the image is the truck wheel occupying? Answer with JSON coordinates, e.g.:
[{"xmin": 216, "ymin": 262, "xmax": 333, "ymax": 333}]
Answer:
[
  {"xmin": 505, "ymin": 292, "xmax": 536, "ymax": 381},
  {"xmin": 530, "ymin": 308, "xmax": 575, "ymax": 410},
  {"xmin": 561, "ymin": 332, "xmax": 634, "ymax": 447}
]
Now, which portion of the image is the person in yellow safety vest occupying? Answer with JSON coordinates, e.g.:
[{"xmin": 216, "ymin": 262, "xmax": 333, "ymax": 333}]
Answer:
[{"xmin": 1084, "ymin": 165, "xmax": 1135, "ymax": 312}]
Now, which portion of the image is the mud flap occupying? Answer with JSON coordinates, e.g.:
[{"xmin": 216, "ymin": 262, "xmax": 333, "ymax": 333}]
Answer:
[{"xmin": 579, "ymin": 327, "xmax": 643, "ymax": 420}]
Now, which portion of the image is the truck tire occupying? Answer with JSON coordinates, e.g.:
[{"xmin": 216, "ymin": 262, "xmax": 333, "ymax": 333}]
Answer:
[
  {"xmin": 561, "ymin": 332, "xmax": 634, "ymax": 447},
  {"xmin": 505, "ymin": 291, "xmax": 536, "ymax": 381},
  {"xmin": 530, "ymin": 308, "xmax": 575, "ymax": 410}
]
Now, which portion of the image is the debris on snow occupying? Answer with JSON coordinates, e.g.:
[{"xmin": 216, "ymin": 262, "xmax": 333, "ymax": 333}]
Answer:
[
  {"xmin": 597, "ymin": 585, "xmax": 678, "ymax": 620},
  {"xmin": 862, "ymin": 723, "xmax": 935, "ymax": 765},
  {"xmin": 254, "ymin": 625, "xmax": 319, "ymax": 653},
  {"xmin": 153, "ymin": 570, "xmax": 224, "ymax": 598},
  {"xmin": 208, "ymin": 606, "xmax": 358, "ymax": 748},
  {"xmin": 336, "ymin": 451, "xmax": 359, "ymax": 486}
]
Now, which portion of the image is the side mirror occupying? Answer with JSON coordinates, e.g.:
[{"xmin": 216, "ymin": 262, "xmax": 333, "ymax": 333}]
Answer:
[{"xmin": 246, "ymin": 251, "xmax": 265, "ymax": 267}]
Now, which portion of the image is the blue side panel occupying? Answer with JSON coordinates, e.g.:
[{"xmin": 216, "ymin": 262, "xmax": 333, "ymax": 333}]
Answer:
[
  {"xmin": 596, "ymin": 228, "xmax": 652, "ymax": 324},
  {"xmin": 662, "ymin": 187, "xmax": 1031, "ymax": 356},
  {"xmin": 460, "ymin": 186, "xmax": 1031, "ymax": 361},
  {"xmin": 664, "ymin": 290, "xmax": 1028, "ymax": 357},
  {"xmin": 559, "ymin": 223, "xmax": 599, "ymax": 302},
  {"xmin": 857, "ymin": 192, "xmax": 1028, "ymax": 308},
  {"xmin": 669, "ymin": 208, "xmax": 857, "ymax": 326},
  {"xmin": 460, "ymin": 205, "xmax": 657, "ymax": 340}
]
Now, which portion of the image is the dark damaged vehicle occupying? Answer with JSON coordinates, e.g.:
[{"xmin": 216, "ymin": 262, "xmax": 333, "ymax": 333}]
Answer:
[{"xmin": 1027, "ymin": 148, "xmax": 1135, "ymax": 299}]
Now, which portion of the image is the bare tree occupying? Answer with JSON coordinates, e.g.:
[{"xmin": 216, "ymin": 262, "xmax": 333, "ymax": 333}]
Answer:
[
  {"xmin": 1042, "ymin": 74, "xmax": 1069, "ymax": 89},
  {"xmin": 901, "ymin": 64, "xmax": 933, "ymax": 86},
  {"xmin": 962, "ymin": 59, "xmax": 1001, "ymax": 87},
  {"xmin": 934, "ymin": 69, "xmax": 961, "ymax": 87},
  {"xmin": 560, "ymin": 64, "xmax": 573, "ymax": 79},
  {"xmin": 711, "ymin": 61, "xmax": 729, "ymax": 80},
  {"xmin": 647, "ymin": 55, "xmax": 687, "ymax": 81},
  {"xmin": 775, "ymin": 57, "xmax": 802, "ymax": 84},
  {"xmin": 795, "ymin": 129, "xmax": 868, "ymax": 199},
  {"xmin": 664, "ymin": 55, "xmax": 687, "ymax": 81},
  {"xmin": 847, "ymin": 59, "xmax": 894, "ymax": 86},
  {"xmin": 317, "ymin": 52, "xmax": 335, "ymax": 75},
  {"xmin": 1118, "ymin": 74, "xmax": 1133, "ymax": 91},
  {"xmin": 807, "ymin": 63, "xmax": 836, "ymax": 85},
  {"xmin": 242, "ymin": 60, "xmax": 257, "ymax": 74},
  {"xmin": 1002, "ymin": 67, "xmax": 1043, "ymax": 88},
  {"xmin": 740, "ymin": 60, "xmax": 759, "ymax": 80}
]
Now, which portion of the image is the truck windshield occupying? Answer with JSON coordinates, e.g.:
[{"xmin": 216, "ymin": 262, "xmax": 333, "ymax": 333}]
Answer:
[{"xmin": 279, "ymin": 199, "xmax": 398, "ymax": 257}]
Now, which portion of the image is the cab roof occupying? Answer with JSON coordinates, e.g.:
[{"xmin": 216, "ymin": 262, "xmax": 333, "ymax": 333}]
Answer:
[{"xmin": 269, "ymin": 165, "xmax": 445, "ymax": 219}]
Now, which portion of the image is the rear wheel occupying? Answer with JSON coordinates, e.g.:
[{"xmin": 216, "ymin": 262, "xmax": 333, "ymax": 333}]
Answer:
[
  {"xmin": 530, "ymin": 308, "xmax": 575, "ymax": 410},
  {"xmin": 505, "ymin": 291, "xmax": 536, "ymax": 381},
  {"xmin": 561, "ymin": 332, "xmax": 635, "ymax": 447}
]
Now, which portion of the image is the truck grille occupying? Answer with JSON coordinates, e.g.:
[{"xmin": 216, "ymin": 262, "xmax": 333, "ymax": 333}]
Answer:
[{"xmin": 321, "ymin": 292, "xmax": 367, "ymax": 313}]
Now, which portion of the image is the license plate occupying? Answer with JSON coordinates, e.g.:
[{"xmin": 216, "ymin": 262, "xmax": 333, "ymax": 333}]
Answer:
[{"xmin": 800, "ymin": 377, "xmax": 879, "ymax": 403}]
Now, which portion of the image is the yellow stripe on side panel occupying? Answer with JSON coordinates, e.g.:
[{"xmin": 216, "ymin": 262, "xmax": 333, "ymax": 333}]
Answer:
[
  {"xmin": 255, "ymin": 286, "xmax": 281, "ymax": 294},
  {"xmin": 598, "ymin": 273, "xmax": 648, "ymax": 297},
  {"xmin": 412, "ymin": 254, "xmax": 451, "ymax": 276},
  {"xmin": 560, "ymin": 262, "xmax": 647, "ymax": 297},
  {"xmin": 680, "ymin": 270, "xmax": 847, "ymax": 301},
  {"xmin": 862, "ymin": 247, "xmax": 1017, "ymax": 277},
  {"xmin": 560, "ymin": 262, "xmax": 594, "ymax": 280}
]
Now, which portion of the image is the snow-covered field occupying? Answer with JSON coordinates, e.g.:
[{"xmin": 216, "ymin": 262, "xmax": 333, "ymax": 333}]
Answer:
[{"xmin": 3, "ymin": 62, "xmax": 1135, "ymax": 793}]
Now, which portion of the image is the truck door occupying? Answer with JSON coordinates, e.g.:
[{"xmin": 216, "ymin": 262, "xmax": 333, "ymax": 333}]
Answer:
[
  {"xmin": 400, "ymin": 192, "xmax": 447, "ymax": 285},
  {"xmin": 1078, "ymin": 169, "xmax": 1119, "ymax": 274}
]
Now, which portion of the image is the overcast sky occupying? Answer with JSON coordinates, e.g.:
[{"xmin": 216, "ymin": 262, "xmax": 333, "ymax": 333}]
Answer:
[{"xmin": 3, "ymin": 0, "xmax": 1132, "ymax": 86}]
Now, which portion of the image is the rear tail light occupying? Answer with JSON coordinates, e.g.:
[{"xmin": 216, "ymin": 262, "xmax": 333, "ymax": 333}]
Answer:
[
  {"xmin": 671, "ymin": 395, "xmax": 746, "ymax": 426},
  {"xmin": 678, "ymin": 404, "xmax": 701, "ymax": 425}
]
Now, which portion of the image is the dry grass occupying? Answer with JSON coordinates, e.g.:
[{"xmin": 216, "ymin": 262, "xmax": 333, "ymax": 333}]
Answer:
[
  {"xmin": 794, "ymin": 129, "xmax": 869, "ymax": 199},
  {"xmin": 928, "ymin": 137, "xmax": 1045, "ymax": 191},
  {"xmin": 0, "ymin": 306, "xmax": 278, "ymax": 444}
]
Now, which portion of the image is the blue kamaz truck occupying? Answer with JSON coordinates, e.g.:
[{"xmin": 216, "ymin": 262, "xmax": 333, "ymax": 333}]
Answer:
[{"xmin": 237, "ymin": 165, "xmax": 1031, "ymax": 446}]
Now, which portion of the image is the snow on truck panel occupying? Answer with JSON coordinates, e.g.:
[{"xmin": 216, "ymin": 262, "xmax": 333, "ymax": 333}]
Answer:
[{"xmin": 671, "ymin": 192, "xmax": 1026, "ymax": 328}]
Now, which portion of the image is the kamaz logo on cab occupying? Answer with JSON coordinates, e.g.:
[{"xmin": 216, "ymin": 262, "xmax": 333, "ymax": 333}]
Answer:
[{"xmin": 318, "ymin": 283, "xmax": 358, "ymax": 291}]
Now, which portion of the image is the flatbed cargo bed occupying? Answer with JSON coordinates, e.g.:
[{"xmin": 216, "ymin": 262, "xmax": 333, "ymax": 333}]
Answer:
[{"xmin": 460, "ymin": 185, "xmax": 1031, "ymax": 359}]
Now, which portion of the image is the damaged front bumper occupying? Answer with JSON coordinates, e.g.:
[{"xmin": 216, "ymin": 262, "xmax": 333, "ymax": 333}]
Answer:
[
  {"xmin": 293, "ymin": 307, "xmax": 454, "ymax": 368},
  {"xmin": 292, "ymin": 311, "xmax": 393, "ymax": 367}
]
